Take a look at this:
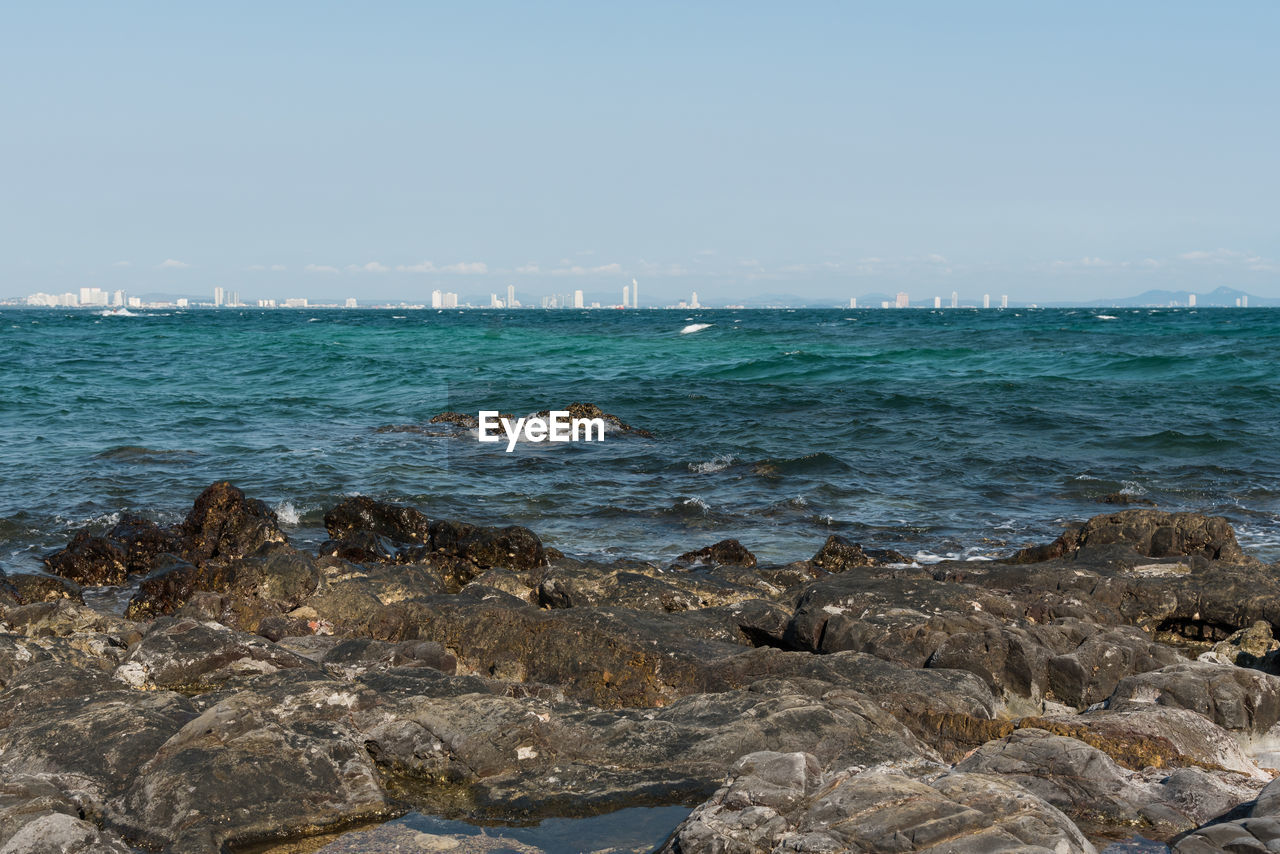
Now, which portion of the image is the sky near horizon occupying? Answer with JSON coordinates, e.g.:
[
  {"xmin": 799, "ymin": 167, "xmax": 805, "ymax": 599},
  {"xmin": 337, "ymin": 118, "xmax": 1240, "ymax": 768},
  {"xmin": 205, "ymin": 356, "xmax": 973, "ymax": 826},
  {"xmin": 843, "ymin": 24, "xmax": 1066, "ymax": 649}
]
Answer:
[{"xmin": 2, "ymin": 2, "xmax": 1277, "ymax": 304}]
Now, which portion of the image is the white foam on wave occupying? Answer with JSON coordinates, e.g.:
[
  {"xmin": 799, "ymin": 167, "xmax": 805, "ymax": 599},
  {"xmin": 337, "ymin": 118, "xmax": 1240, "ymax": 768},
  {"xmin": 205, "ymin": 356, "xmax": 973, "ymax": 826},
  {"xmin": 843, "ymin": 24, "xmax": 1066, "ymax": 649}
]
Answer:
[
  {"xmin": 1119, "ymin": 480, "xmax": 1148, "ymax": 496},
  {"xmin": 689, "ymin": 454, "xmax": 734, "ymax": 473},
  {"xmin": 1096, "ymin": 314, "xmax": 1118, "ymax": 320},
  {"xmin": 680, "ymin": 323, "xmax": 712, "ymax": 334},
  {"xmin": 98, "ymin": 308, "xmax": 137, "ymax": 317},
  {"xmin": 681, "ymin": 496, "xmax": 710, "ymax": 512},
  {"xmin": 274, "ymin": 500, "xmax": 301, "ymax": 526}
]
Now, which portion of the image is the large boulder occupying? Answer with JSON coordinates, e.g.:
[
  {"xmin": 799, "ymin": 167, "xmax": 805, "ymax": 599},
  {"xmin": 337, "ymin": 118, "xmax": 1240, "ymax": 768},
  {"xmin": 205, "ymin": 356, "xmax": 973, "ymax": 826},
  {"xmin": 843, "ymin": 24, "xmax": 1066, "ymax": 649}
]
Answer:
[
  {"xmin": 1106, "ymin": 660, "xmax": 1280, "ymax": 735},
  {"xmin": 1014, "ymin": 510, "xmax": 1245, "ymax": 564},
  {"xmin": 179, "ymin": 481, "xmax": 285, "ymax": 564},
  {"xmin": 660, "ymin": 753, "xmax": 1097, "ymax": 854}
]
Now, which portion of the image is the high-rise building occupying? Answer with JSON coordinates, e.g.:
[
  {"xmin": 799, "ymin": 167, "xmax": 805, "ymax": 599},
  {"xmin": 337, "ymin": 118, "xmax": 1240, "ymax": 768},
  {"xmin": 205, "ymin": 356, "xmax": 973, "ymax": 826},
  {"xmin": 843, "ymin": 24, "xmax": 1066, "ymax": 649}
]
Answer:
[
  {"xmin": 213, "ymin": 287, "xmax": 225, "ymax": 307},
  {"xmin": 111, "ymin": 290, "xmax": 125, "ymax": 307},
  {"xmin": 573, "ymin": 289, "xmax": 584, "ymax": 309},
  {"xmin": 1188, "ymin": 294, "xmax": 1197, "ymax": 307},
  {"xmin": 933, "ymin": 296, "xmax": 942, "ymax": 308},
  {"xmin": 982, "ymin": 294, "xmax": 991, "ymax": 309},
  {"xmin": 1000, "ymin": 294, "xmax": 1008, "ymax": 309},
  {"xmin": 431, "ymin": 289, "xmax": 443, "ymax": 308},
  {"xmin": 79, "ymin": 287, "xmax": 109, "ymax": 306},
  {"xmin": 691, "ymin": 291, "xmax": 701, "ymax": 309},
  {"xmin": 623, "ymin": 284, "xmax": 630, "ymax": 308},
  {"xmin": 849, "ymin": 298, "xmax": 857, "ymax": 308},
  {"xmin": 345, "ymin": 298, "xmax": 357, "ymax": 308},
  {"xmin": 443, "ymin": 292, "xmax": 458, "ymax": 308},
  {"xmin": 507, "ymin": 284, "xmax": 516, "ymax": 308},
  {"xmin": 632, "ymin": 278, "xmax": 639, "ymax": 309},
  {"xmin": 490, "ymin": 293, "xmax": 503, "ymax": 308},
  {"xmin": 1242, "ymin": 295, "xmax": 1249, "ymax": 307},
  {"xmin": 951, "ymin": 291, "xmax": 959, "ymax": 308},
  {"xmin": 895, "ymin": 292, "xmax": 909, "ymax": 308}
]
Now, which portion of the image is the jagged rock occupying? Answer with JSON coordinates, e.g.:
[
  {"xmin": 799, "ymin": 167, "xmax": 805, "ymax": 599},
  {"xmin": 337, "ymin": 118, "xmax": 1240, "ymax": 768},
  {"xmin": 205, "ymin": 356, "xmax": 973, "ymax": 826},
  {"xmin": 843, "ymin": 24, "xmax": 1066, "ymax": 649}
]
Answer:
[
  {"xmin": 43, "ymin": 485, "xmax": 282, "ymax": 587},
  {"xmin": 809, "ymin": 534, "xmax": 907, "ymax": 571},
  {"xmin": 1014, "ymin": 509, "xmax": 1245, "ymax": 564},
  {"xmin": 320, "ymin": 638, "xmax": 457, "ymax": 679},
  {"xmin": 428, "ymin": 411, "xmax": 480, "ymax": 428},
  {"xmin": 0, "ymin": 662, "xmax": 198, "ymax": 818},
  {"xmin": 319, "ymin": 496, "xmax": 546, "ymax": 573},
  {"xmin": 106, "ymin": 514, "xmax": 184, "ymax": 574},
  {"xmin": 5, "ymin": 574, "xmax": 82, "ymax": 605},
  {"xmin": 43, "ymin": 531, "xmax": 129, "ymax": 585},
  {"xmin": 0, "ymin": 799, "xmax": 132, "ymax": 854},
  {"xmin": 1044, "ymin": 624, "xmax": 1184, "ymax": 707},
  {"xmin": 324, "ymin": 496, "xmax": 432, "ymax": 545},
  {"xmin": 953, "ymin": 728, "xmax": 1261, "ymax": 839},
  {"xmin": 533, "ymin": 402, "xmax": 653, "ymax": 438},
  {"xmin": 117, "ymin": 617, "xmax": 322, "ymax": 691},
  {"xmin": 179, "ymin": 481, "xmax": 285, "ymax": 564},
  {"xmin": 1107, "ymin": 660, "xmax": 1280, "ymax": 735},
  {"xmin": 660, "ymin": 754, "xmax": 1097, "ymax": 854},
  {"xmin": 115, "ymin": 681, "xmax": 394, "ymax": 853},
  {"xmin": 537, "ymin": 564, "xmax": 762, "ymax": 612},
  {"xmin": 125, "ymin": 542, "xmax": 322, "ymax": 623},
  {"xmin": 1173, "ymin": 774, "xmax": 1280, "ymax": 852},
  {"xmin": 367, "ymin": 683, "xmax": 934, "ymax": 820},
  {"xmin": 1205, "ymin": 620, "xmax": 1280, "ymax": 671},
  {"xmin": 677, "ymin": 539, "xmax": 757, "ymax": 567}
]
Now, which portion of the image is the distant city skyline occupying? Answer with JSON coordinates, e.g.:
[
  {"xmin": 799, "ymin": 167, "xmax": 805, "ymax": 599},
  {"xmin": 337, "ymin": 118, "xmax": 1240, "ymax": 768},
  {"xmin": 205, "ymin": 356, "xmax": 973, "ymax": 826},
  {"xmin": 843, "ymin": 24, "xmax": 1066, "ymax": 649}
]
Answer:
[{"xmin": 1, "ymin": 3, "xmax": 1276, "ymax": 302}]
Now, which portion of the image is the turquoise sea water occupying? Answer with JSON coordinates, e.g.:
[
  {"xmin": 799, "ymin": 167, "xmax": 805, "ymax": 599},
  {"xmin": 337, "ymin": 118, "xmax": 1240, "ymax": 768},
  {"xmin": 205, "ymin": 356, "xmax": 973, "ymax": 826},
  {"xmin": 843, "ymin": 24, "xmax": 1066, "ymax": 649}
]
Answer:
[{"xmin": 2, "ymin": 306, "xmax": 1279, "ymax": 572}]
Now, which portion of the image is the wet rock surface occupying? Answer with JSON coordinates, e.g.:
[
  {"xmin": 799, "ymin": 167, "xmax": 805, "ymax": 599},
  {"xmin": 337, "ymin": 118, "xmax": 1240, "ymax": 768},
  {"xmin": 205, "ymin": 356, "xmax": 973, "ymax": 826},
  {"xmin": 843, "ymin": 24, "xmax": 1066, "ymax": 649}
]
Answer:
[{"xmin": 5, "ymin": 487, "xmax": 1280, "ymax": 852}]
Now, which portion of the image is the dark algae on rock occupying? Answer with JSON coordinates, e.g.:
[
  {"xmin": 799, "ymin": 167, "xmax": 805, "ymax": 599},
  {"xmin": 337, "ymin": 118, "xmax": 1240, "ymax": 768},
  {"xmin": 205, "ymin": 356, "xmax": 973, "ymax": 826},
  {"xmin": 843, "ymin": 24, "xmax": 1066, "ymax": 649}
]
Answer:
[{"xmin": 5, "ymin": 485, "xmax": 1280, "ymax": 851}]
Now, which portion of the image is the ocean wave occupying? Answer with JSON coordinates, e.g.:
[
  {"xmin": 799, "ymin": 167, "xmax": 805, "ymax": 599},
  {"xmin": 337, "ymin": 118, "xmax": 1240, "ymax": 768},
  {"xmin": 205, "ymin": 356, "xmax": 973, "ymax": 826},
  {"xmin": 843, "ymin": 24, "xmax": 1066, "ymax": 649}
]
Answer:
[
  {"xmin": 689, "ymin": 454, "xmax": 735, "ymax": 473},
  {"xmin": 751, "ymin": 452, "xmax": 851, "ymax": 476},
  {"xmin": 274, "ymin": 500, "xmax": 302, "ymax": 526},
  {"xmin": 680, "ymin": 323, "xmax": 712, "ymax": 334},
  {"xmin": 93, "ymin": 446, "xmax": 197, "ymax": 464}
]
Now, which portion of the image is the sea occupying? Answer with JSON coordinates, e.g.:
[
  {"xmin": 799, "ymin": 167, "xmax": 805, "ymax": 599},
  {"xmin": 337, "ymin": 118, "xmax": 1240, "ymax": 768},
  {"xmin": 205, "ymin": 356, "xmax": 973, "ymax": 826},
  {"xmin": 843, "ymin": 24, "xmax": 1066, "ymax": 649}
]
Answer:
[{"xmin": 3, "ymin": 306, "xmax": 1279, "ymax": 577}]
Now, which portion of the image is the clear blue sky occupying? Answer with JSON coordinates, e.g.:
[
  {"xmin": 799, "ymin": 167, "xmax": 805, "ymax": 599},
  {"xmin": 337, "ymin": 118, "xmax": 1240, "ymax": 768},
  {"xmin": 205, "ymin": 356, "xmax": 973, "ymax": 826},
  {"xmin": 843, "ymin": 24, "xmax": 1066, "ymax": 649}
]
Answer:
[{"xmin": 2, "ymin": 2, "xmax": 1276, "ymax": 304}]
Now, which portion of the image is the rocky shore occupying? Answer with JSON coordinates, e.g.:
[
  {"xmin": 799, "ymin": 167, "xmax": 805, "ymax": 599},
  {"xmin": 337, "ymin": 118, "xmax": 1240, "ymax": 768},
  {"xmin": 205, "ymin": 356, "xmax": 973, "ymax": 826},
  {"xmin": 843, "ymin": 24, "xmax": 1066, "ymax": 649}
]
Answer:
[{"xmin": 4, "ymin": 482, "xmax": 1280, "ymax": 852}]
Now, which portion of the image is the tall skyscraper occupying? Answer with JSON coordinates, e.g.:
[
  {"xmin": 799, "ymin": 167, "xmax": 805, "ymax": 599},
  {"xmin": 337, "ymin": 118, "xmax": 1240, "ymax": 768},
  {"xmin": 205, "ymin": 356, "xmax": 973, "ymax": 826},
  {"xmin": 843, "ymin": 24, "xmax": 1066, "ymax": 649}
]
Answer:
[
  {"xmin": 213, "ymin": 287, "xmax": 224, "ymax": 307},
  {"xmin": 623, "ymin": 284, "xmax": 629, "ymax": 308},
  {"xmin": 849, "ymin": 297, "xmax": 857, "ymax": 308},
  {"xmin": 431, "ymin": 289, "xmax": 443, "ymax": 308},
  {"xmin": 1188, "ymin": 294, "xmax": 1197, "ymax": 307},
  {"xmin": 690, "ymin": 291, "xmax": 700, "ymax": 309},
  {"xmin": 632, "ymin": 278, "xmax": 639, "ymax": 309},
  {"xmin": 573, "ymin": 289, "xmax": 584, "ymax": 309},
  {"xmin": 933, "ymin": 296, "xmax": 942, "ymax": 308},
  {"xmin": 1000, "ymin": 294, "xmax": 1008, "ymax": 308},
  {"xmin": 982, "ymin": 294, "xmax": 991, "ymax": 309},
  {"xmin": 951, "ymin": 291, "xmax": 958, "ymax": 308},
  {"xmin": 507, "ymin": 284, "xmax": 516, "ymax": 308},
  {"xmin": 895, "ymin": 292, "xmax": 909, "ymax": 308}
]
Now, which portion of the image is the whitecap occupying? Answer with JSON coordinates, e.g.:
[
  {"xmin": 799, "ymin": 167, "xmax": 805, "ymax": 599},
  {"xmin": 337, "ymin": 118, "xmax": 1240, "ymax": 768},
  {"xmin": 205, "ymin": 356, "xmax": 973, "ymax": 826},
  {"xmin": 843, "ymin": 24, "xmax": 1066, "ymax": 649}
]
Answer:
[
  {"xmin": 680, "ymin": 323, "xmax": 712, "ymax": 334},
  {"xmin": 689, "ymin": 454, "xmax": 734, "ymax": 473},
  {"xmin": 1096, "ymin": 314, "xmax": 1118, "ymax": 320},
  {"xmin": 274, "ymin": 500, "xmax": 301, "ymax": 526}
]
